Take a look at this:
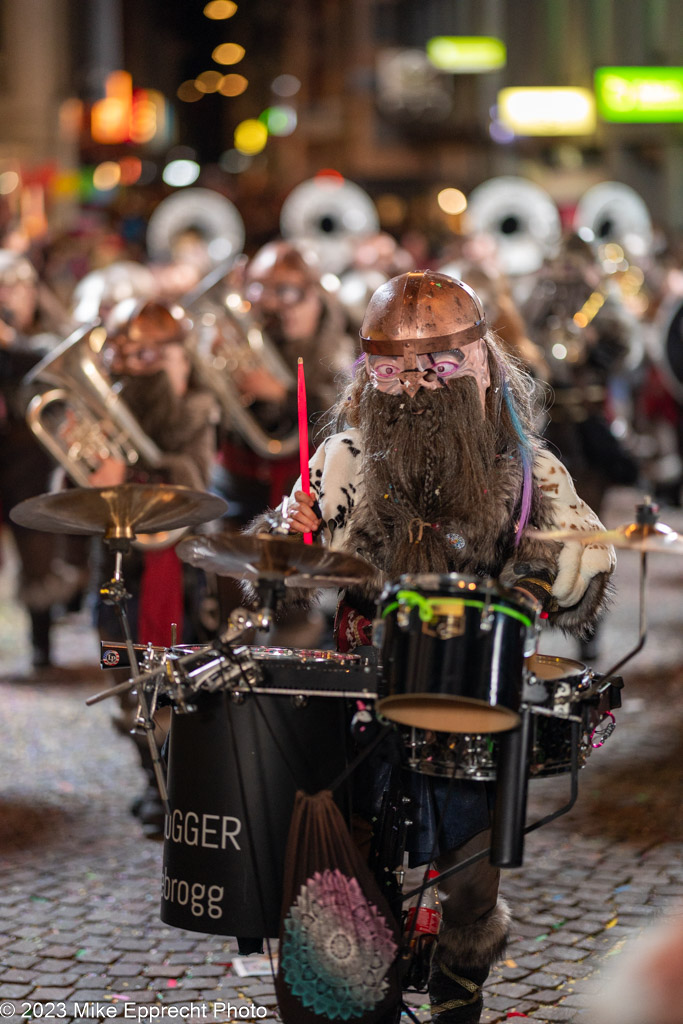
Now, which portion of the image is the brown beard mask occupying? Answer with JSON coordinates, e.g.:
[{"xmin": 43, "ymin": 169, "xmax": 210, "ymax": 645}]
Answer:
[{"xmin": 348, "ymin": 374, "xmax": 525, "ymax": 581}]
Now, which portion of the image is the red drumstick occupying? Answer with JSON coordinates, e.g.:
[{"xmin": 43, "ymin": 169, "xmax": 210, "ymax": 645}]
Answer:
[{"xmin": 297, "ymin": 357, "xmax": 313, "ymax": 544}]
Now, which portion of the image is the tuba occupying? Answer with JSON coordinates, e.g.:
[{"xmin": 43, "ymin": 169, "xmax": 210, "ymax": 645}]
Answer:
[
  {"xmin": 146, "ymin": 188, "xmax": 301, "ymax": 460},
  {"xmin": 279, "ymin": 175, "xmax": 380, "ymax": 275},
  {"xmin": 573, "ymin": 181, "xmax": 654, "ymax": 263},
  {"xmin": 465, "ymin": 176, "xmax": 562, "ymax": 280},
  {"xmin": 23, "ymin": 323, "xmax": 184, "ymax": 548},
  {"xmin": 187, "ymin": 279, "xmax": 300, "ymax": 459}
]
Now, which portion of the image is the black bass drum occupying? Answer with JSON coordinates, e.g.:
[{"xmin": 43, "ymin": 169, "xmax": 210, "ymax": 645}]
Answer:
[
  {"xmin": 160, "ymin": 649, "xmax": 357, "ymax": 938},
  {"xmin": 375, "ymin": 574, "xmax": 538, "ymax": 734}
]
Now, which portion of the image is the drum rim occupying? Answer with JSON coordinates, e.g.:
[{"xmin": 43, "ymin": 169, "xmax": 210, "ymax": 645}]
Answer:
[
  {"xmin": 527, "ymin": 653, "xmax": 588, "ymax": 680},
  {"xmin": 382, "ymin": 572, "xmax": 539, "ymax": 616},
  {"xmin": 248, "ymin": 645, "xmax": 360, "ymax": 663}
]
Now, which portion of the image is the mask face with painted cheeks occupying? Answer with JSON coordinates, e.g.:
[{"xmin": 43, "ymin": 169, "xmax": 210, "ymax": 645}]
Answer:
[{"xmin": 365, "ymin": 336, "xmax": 490, "ymax": 410}]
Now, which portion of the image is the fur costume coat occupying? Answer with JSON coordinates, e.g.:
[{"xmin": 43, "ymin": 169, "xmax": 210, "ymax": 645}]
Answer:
[{"xmin": 260, "ymin": 426, "xmax": 616, "ymax": 638}]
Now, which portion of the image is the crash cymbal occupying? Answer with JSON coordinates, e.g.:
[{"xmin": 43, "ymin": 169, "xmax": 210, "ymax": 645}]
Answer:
[
  {"xmin": 176, "ymin": 532, "xmax": 375, "ymax": 587},
  {"xmin": 9, "ymin": 484, "xmax": 228, "ymax": 540},
  {"xmin": 527, "ymin": 520, "xmax": 683, "ymax": 553}
]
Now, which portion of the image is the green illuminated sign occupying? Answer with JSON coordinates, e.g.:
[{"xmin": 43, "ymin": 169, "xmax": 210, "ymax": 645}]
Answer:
[
  {"xmin": 427, "ymin": 36, "xmax": 507, "ymax": 73},
  {"xmin": 595, "ymin": 67, "xmax": 683, "ymax": 122}
]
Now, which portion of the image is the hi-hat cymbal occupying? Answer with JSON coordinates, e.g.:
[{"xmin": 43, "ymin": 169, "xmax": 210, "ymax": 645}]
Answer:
[
  {"xmin": 527, "ymin": 520, "xmax": 683, "ymax": 554},
  {"xmin": 9, "ymin": 484, "xmax": 228, "ymax": 540},
  {"xmin": 176, "ymin": 532, "xmax": 375, "ymax": 587}
]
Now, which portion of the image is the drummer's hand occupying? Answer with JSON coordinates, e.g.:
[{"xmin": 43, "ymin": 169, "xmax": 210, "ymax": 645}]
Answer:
[{"xmin": 283, "ymin": 490, "xmax": 322, "ymax": 535}]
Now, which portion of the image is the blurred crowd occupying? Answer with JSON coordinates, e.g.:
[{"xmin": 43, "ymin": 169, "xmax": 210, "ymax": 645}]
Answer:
[{"xmin": 1, "ymin": 176, "xmax": 683, "ymax": 831}]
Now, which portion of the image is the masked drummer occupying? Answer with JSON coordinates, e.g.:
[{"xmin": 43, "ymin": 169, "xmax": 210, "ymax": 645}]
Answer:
[{"xmin": 249, "ymin": 270, "xmax": 616, "ymax": 1024}]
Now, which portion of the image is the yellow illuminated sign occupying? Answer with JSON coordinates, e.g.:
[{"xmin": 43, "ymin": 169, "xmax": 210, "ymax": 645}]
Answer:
[
  {"xmin": 497, "ymin": 87, "xmax": 596, "ymax": 136},
  {"xmin": 595, "ymin": 67, "xmax": 683, "ymax": 122},
  {"xmin": 427, "ymin": 36, "xmax": 506, "ymax": 73}
]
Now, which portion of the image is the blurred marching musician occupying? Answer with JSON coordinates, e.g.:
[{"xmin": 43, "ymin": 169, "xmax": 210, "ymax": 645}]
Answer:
[
  {"xmin": 198, "ymin": 239, "xmax": 356, "ymax": 643},
  {"xmin": 522, "ymin": 235, "xmax": 640, "ymax": 659},
  {"xmin": 0, "ymin": 250, "xmax": 86, "ymax": 677},
  {"xmin": 522, "ymin": 234, "xmax": 641, "ymax": 514},
  {"xmin": 337, "ymin": 231, "xmax": 414, "ymax": 333},
  {"xmin": 222, "ymin": 240, "xmax": 356, "ymax": 516},
  {"xmin": 438, "ymin": 233, "xmax": 550, "ymax": 383},
  {"xmin": 248, "ymin": 270, "xmax": 616, "ymax": 1024},
  {"xmin": 24, "ymin": 297, "xmax": 219, "ymax": 832},
  {"xmin": 92, "ymin": 298, "xmax": 220, "ymax": 647}
]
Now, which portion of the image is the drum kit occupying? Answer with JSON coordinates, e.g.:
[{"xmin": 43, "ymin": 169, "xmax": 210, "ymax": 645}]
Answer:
[{"xmin": 9, "ymin": 485, "xmax": 683, "ymax": 941}]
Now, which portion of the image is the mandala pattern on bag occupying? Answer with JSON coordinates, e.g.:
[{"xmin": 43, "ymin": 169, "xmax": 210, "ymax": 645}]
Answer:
[{"xmin": 281, "ymin": 867, "xmax": 397, "ymax": 1020}]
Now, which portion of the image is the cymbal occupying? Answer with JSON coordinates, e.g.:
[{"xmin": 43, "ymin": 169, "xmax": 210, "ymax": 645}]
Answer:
[
  {"xmin": 9, "ymin": 484, "xmax": 228, "ymax": 540},
  {"xmin": 527, "ymin": 520, "xmax": 683, "ymax": 554},
  {"xmin": 176, "ymin": 532, "xmax": 375, "ymax": 587}
]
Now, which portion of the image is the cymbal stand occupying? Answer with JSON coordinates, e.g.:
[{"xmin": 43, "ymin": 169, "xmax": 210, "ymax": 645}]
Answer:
[
  {"xmin": 583, "ymin": 500, "xmax": 655, "ymax": 698},
  {"xmin": 99, "ymin": 536, "xmax": 170, "ymax": 816},
  {"xmin": 214, "ymin": 578, "xmax": 286, "ymax": 648}
]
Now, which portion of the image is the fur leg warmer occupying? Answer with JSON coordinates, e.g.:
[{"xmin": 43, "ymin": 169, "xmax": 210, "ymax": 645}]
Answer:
[{"xmin": 429, "ymin": 899, "xmax": 512, "ymax": 1023}]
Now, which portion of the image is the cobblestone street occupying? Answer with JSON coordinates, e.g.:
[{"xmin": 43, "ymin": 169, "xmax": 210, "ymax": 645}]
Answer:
[{"xmin": 0, "ymin": 485, "xmax": 682, "ymax": 1023}]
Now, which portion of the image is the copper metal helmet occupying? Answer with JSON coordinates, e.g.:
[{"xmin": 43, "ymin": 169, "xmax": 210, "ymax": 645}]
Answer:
[{"xmin": 359, "ymin": 270, "xmax": 487, "ymax": 366}]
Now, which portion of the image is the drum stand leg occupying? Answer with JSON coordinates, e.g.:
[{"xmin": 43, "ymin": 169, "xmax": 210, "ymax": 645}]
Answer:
[
  {"xmin": 490, "ymin": 708, "xmax": 533, "ymax": 869},
  {"xmin": 100, "ymin": 540, "xmax": 170, "ymax": 816}
]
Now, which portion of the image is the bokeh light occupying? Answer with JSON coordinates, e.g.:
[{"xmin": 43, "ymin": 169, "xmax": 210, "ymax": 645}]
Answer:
[
  {"xmin": 218, "ymin": 74, "xmax": 248, "ymax": 97},
  {"xmin": 93, "ymin": 161, "xmax": 121, "ymax": 191},
  {"xmin": 203, "ymin": 0, "xmax": 237, "ymax": 18},
  {"xmin": 271, "ymin": 74, "xmax": 301, "ymax": 97},
  {"xmin": 259, "ymin": 105, "xmax": 297, "ymax": 136},
  {"xmin": 212, "ymin": 43, "xmax": 245, "ymax": 66},
  {"xmin": 162, "ymin": 160, "xmax": 201, "ymax": 187},
  {"xmin": 219, "ymin": 149, "xmax": 253, "ymax": 173},
  {"xmin": 177, "ymin": 80, "xmax": 203, "ymax": 103},
  {"xmin": 0, "ymin": 171, "xmax": 20, "ymax": 195},
  {"xmin": 119, "ymin": 156, "xmax": 142, "ymax": 185},
  {"xmin": 437, "ymin": 188, "xmax": 468, "ymax": 215},
  {"xmin": 195, "ymin": 70, "xmax": 224, "ymax": 94},
  {"xmin": 375, "ymin": 193, "xmax": 407, "ymax": 227},
  {"xmin": 234, "ymin": 119, "xmax": 268, "ymax": 155}
]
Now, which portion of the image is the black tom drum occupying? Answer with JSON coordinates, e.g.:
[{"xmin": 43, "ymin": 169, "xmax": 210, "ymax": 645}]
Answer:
[{"xmin": 375, "ymin": 573, "xmax": 538, "ymax": 734}]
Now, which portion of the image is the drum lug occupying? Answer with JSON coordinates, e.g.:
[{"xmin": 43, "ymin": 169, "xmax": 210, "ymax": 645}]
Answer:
[
  {"xmin": 435, "ymin": 615, "xmax": 465, "ymax": 639},
  {"xmin": 397, "ymin": 607, "xmax": 411, "ymax": 630},
  {"xmin": 291, "ymin": 694, "xmax": 309, "ymax": 708},
  {"xmin": 480, "ymin": 605, "xmax": 495, "ymax": 632},
  {"xmin": 230, "ymin": 689, "xmax": 245, "ymax": 704}
]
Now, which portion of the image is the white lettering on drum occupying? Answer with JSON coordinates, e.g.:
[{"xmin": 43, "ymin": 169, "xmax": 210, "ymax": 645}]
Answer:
[
  {"xmin": 161, "ymin": 867, "xmax": 224, "ymax": 918},
  {"xmin": 164, "ymin": 809, "xmax": 242, "ymax": 850}
]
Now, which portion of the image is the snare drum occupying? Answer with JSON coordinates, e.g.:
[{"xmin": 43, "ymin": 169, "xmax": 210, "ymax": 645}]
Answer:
[
  {"xmin": 375, "ymin": 574, "xmax": 538, "ymax": 734},
  {"xmin": 404, "ymin": 654, "xmax": 601, "ymax": 780},
  {"xmin": 160, "ymin": 647, "xmax": 364, "ymax": 938}
]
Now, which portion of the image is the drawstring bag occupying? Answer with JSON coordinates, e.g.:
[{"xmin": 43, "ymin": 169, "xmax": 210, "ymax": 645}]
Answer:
[{"xmin": 276, "ymin": 789, "xmax": 402, "ymax": 1023}]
